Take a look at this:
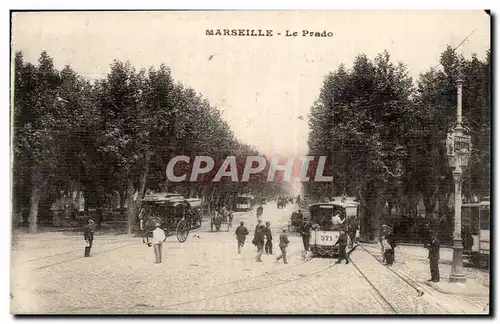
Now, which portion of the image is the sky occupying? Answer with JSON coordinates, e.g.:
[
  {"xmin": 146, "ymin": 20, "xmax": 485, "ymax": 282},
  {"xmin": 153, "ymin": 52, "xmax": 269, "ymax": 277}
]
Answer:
[{"xmin": 11, "ymin": 11, "xmax": 490, "ymax": 161}]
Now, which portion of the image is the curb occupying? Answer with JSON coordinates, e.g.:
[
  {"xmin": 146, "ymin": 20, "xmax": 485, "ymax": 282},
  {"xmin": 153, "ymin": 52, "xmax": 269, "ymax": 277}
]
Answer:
[
  {"xmin": 425, "ymin": 282, "xmax": 489, "ymax": 298},
  {"xmin": 397, "ymin": 242, "xmax": 453, "ymax": 249},
  {"xmin": 361, "ymin": 244, "xmax": 489, "ymax": 299}
]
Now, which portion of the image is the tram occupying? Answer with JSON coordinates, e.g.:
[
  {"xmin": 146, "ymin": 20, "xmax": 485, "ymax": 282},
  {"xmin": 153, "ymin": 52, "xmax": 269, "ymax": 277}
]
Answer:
[
  {"xmin": 309, "ymin": 197, "xmax": 359, "ymax": 257},
  {"xmin": 461, "ymin": 197, "xmax": 490, "ymax": 267},
  {"xmin": 234, "ymin": 194, "xmax": 254, "ymax": 211}
]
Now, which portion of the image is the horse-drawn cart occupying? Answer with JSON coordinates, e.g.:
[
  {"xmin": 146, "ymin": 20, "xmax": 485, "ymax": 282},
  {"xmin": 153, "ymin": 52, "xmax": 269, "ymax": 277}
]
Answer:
[{"xmin": 138, "ymin": 193, "xmax": 202, "ymax": 243}]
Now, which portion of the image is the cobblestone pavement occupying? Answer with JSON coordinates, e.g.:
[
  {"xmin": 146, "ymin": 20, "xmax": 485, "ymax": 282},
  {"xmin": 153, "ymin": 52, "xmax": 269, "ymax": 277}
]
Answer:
[
  {"xmin": 361, "ymin": 244, "xmax": 490, "ymax": 314},
  {"xmin": 10, "ymin": 202, "xmax": 488, "ymax": 315}
]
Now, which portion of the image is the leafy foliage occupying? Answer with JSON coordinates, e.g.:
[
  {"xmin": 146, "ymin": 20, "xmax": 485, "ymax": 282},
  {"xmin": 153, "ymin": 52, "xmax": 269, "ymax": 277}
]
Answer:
[
  {"xmin": 304, "ymin": 48, "xmax": 490, "ymax": 238},
  {"xmin": 13, "ymin": 52, "xmax": 285, "ymax": 233}
]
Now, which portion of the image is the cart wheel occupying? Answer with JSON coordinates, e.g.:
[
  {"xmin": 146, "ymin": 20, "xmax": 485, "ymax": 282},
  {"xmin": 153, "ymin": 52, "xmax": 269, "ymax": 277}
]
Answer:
[{"xmin": 176, "ymin": 220, "xmax": 190, "ymax": 243}]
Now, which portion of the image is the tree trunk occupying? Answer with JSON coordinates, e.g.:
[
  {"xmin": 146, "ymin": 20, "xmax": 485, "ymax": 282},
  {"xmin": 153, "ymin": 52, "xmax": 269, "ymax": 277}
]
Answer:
[
  {"xmin": 96, "ymin": 207, "xmax": 103, "ymax": 229},
  {"xmin": 83, "ymin": 188, "xmax": 90, "ymax": 215},
  {"xmin": 372, "ymin": 195, "xmax": 386, "ymax": 241},
  {"xmin": 137, "ymin": 152, "xmax": 151, "ymax": 210},
  {"xmin": 357, "ymin": 189, "xmax": 370, "ymax": 240},
  {"xmin": 119, "ymin": 190, "xmax": 126, "ymax": 220},
  {"xmin": 127, "ymin": 180, "xmax": 137, "ymax": 235},
  {"xmin": 29, "ymin": 182, "xmax": 42, "ymax": 234}
]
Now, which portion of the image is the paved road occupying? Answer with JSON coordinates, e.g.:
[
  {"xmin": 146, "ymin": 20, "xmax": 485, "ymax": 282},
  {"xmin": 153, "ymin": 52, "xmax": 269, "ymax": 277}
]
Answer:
[{"xmin": 10, "ymin": 202, "xmax": 489, "ymax": 314}]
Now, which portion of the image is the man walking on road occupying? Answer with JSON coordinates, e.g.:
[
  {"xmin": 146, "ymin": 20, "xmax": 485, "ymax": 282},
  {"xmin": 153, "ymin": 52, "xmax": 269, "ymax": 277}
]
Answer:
[
  {"xmin": 299, "ymin": 217, "xmax": 312, "ymax": 258},
  {"xmin": 152, "ymin": 222, "xmax": 167, "ymax": 264},
  {"xmin": 253, "ymin": 219, "xmax": 263, "ymax": 250},
  {"xmin": 256, "ymin": 205, "xmax": 263, "ymax": 220},
  {"xmin": 254, "ymin": 224, "xmax": 266, "ymax": 262},
  {"xmin": 235, "ymin": 221, "xmax": 249, "ymax": 254},
  {"xmin": 83, "ymin": 219, "xmax": 95, "ymax": 257},
  {"xmin": 276, "ymin": 228, "xmax": 290, "ymax": 264},
  {"xmin": 265, "ymin": 221, "xmax": 273, "ymax": 255},
  {"xmin": 335, "ymin": 230, "xmax": 349, "ymax": 264},
  {"xmin": 426, "ymin": 231, "xmax": 440, "ymax": 282}
]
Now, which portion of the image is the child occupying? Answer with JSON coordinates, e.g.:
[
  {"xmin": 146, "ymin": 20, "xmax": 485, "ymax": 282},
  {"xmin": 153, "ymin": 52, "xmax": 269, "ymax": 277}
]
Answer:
[
  {"xmin": 382, "ymin": 236, "xmax": 394, "ymax": 265},
  {"xmin": 276, "ymin": 228, "xmax": 290, "ymax": 264},
  {"xmin": 152, "ymin": 222, "xmax": 167, "ymax": 264}
]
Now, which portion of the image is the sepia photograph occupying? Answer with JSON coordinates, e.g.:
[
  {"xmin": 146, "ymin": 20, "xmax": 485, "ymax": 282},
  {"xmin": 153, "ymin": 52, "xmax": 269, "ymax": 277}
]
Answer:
[{"xmin": 9, "ymin": 10, "xmax": 491, "ymax": 315}]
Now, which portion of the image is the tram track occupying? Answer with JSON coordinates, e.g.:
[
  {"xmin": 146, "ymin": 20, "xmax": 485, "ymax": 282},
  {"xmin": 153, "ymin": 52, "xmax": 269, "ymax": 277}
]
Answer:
[
  {"xmin": 148, "ymin": 258, "xmax": 339, "ymax": 311},
  {"xmin": 31, "ymin": 242, "xmax": 137, "ymax": 271},
  {"xmin": 353, "ymin": 244, "xmax": 452, "ymax": 314},
  {"xmin": 348, "ymin": 250, "xmax": 398, "ymax": 314},
  {"xmin": 153, "ymin": 245, "xmax": 362, "ymax": 311},
  {"xmin": 23, "ymin": 239, "xmax": 134, "ymax": 263}
]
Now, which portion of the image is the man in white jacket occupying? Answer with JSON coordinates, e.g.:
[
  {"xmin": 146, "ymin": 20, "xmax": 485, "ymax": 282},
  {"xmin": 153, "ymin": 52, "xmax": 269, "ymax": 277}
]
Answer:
[{"xmin": 152, "ymin": 222, "xmax": 167, "ymax": 264}]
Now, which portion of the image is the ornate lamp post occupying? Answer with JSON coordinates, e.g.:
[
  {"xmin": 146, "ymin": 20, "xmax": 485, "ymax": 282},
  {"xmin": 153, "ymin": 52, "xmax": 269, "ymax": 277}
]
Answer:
[{"xmin": 446, "ymin": 75, "xmax": 472, "ymax": 283}]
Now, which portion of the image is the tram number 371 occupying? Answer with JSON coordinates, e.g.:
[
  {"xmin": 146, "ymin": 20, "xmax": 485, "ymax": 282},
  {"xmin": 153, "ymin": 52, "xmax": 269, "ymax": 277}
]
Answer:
[{"xmin": 320, "ymin": 235, "xmax": 333, "ymax": 242}]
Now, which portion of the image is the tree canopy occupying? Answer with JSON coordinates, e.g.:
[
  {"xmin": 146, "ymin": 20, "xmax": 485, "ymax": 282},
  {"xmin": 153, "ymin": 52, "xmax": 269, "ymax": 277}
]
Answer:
[
  {"xmin": 304, "ymin": 47, "xmax": 490, "ymax": 238},
  {"xmin": 13, "ymin": 51, "xmax": 286, "ymax": 233}
]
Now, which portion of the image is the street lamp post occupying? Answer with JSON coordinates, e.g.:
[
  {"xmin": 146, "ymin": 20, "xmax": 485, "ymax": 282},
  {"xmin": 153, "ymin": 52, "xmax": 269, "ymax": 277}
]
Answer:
[{"xmin": 446, "ymin": 75, "xmax": 472, "ymax": 283}]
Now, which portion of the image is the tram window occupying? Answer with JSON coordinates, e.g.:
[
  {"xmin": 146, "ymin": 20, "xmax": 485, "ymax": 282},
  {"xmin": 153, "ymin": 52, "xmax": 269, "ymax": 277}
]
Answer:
[
  {"xmin": 462, "ymin": 207, "xmax": 471, "ymax": 225},
  {"xmin": 480, "ymin": 209, "xmax": 490, "ymax": 230},
  {"xmin": 470, "ymin": 207, "xmax": 480, "ymax": 233}
]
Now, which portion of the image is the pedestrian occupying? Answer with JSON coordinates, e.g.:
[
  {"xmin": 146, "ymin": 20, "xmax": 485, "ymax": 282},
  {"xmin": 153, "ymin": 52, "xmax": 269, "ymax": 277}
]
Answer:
[
  {"xmin": 382, "ymin": 236, "xmax": 394, "ymax": 265},
  {"xmin": 83, "ymin": 219, "xmax": 95, "ymax": 257},
  {"xmin": 152, "ymin": 222, "xmax": 167, "ymax": 264},
  {"xmin": 276, "ymin": 228, "xmax": 290, "ymax": 264},
  {"xmin": 254, "ymin": 224, "xmax": 266, "ymax": 262},
  {"xmin": 265, "ymin": 221, "xmax": 273, "ymax": 255},
  {"xmin": 299, "ymin": 217, "xmax": 312, "ymax": 259},
  {"xmin": 426, "ymin": 231, "xmax": 440, "ymax": 282},
  {"xmin": 347, "ymin": 217, "xmax": 358, "ymax": 244},
  {"xmin": 253, "ymin": 219, "xmax": 263, "ymax": 247},
  {"xmin": 228, "ymin": 210, "xmax": 234, "ymax": 228},
  {"xmin": 256, "ymin": 205, "xmax": 263, "ymax": 220},
  {"xmin": 379, "ymin": 225, "xmax": 390, "ymax": 262},
  {"xmin": 297, "ymin": 209, "xmax": 303, "ymax": 222},
  {"xmin": 235, "ymin": 221, "xmax": 249, "ymax": 254},
  {"xmin": 335, "ymin": 230, "xmax": 349, "ymax": 264}
]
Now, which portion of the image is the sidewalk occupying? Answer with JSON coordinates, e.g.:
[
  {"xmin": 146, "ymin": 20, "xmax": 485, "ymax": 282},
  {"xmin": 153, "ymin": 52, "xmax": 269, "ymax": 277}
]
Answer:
[{"xmin": 361, "ymin": 243, "xmax": 489, "ymax": 314}]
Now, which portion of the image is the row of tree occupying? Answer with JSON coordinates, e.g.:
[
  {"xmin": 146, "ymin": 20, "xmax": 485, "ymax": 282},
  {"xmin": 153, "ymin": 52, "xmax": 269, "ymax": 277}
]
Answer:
[
  {"xmin": 13, "ymin": 51, "xmax": 285, "ymax": 233},
  {"xmin": 304, "ymin": 46, "xmax": 490, "ymax": 239}
]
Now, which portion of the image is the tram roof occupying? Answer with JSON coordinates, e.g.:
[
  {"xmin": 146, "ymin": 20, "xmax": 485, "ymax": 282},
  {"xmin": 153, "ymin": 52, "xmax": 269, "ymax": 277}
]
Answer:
[
  {"xmin": 142, "ymin": 192, "xmax": 184, "ymax": 202},
  {"xmin": 308, "ymin": 199, "xmax": 359, "ymax": 209},
  {"xmin": 237, "ymin": 194, "xmax": 254, "ymax": 199},
  {"xmin": 462, "ymin": 200, "xmax": 490, "ymax": 208}
]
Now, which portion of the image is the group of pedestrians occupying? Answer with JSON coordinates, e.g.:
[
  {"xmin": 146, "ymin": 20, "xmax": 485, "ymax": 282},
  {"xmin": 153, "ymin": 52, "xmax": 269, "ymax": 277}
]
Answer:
[
  {"xmin": 234, "ymin": 219, "xmax": 290, "ymax": 264},
  {"xmin": 378, "ymin": 223, "xmax": 441, "ymax": 282},
  {"xmin": 252, "ymin": 220, "xmax": 273, "ymax": 262}
]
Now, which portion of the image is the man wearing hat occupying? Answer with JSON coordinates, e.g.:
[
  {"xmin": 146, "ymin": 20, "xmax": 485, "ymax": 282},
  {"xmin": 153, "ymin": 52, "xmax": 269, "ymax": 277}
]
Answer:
[
  {"xmin": 235, "ymin": 221, "xmax": 249, "ymax": 254},
  {"xmin": 299, "ymin": 217, "xmax": 312, "ymax": 252},
  {"xmin": 152, "ymin": 222, "xmax": 167, "ymax": 264},
  {"xmin": 253, "ymin": 219, "xmax": 263, "ymax": 249},
  {"xmin": 335, "ymin": 230, "xmax": 349, "ymax": 264},
  {"xmin": 426, "ymin": 230, "xmax": 440, "ymax": 282},
  {"xmin": 264, "ymin": 221, "xmax": 273, "ymax": 255},
  {"xmin": 254, "ymin": 224, "xmax": 266, "ymax": 262},
  {"xmin": 276, "ymin": 228, "xmax": 290, "ymax": 264},
  {"xmin": 83, "ymin": 219, "xmax": 95, "ymax": 257}
]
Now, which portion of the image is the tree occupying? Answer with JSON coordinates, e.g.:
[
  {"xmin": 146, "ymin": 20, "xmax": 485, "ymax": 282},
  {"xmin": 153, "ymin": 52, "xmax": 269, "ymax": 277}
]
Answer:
[
  {"xmin": 305, "ymin": 51, "xmax": 413, "ymax": 239},
  {"xmin": 14, "ymin": 51, "xmax": 64, "ymax": 233}
]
